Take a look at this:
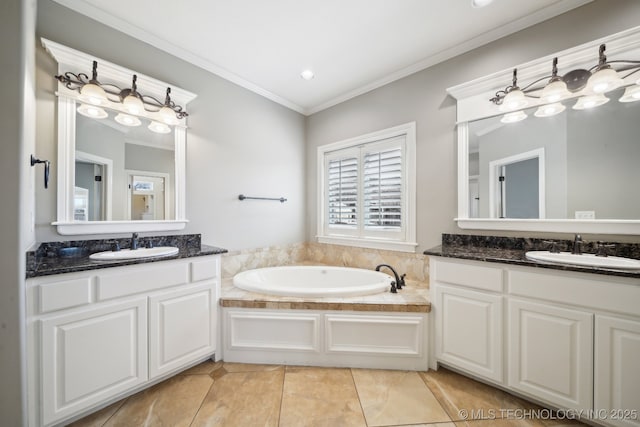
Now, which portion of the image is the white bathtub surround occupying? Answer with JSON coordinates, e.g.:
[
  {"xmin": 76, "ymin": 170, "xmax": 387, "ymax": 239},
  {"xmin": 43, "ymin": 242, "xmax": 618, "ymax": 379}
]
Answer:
[
  {"xmin": 220, "ymin": 276, "xmax": 430, "ymax": 371},
  {"xmin": 233, "ymin": 266, "xmax": 392, "ymax": 297},
  {"xmin": 222, "ymin": 242, "xmax": 429, "ymax": 284}
]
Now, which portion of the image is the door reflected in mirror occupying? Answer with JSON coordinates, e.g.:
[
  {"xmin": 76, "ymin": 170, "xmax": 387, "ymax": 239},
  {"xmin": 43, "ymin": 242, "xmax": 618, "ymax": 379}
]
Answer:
[
  {"xmin": 74, "ymin": 107, "xmax": 175, "ymax": 221},
  {"xmin": 467, "ymin": 86, "xmax": 640, "ymax": 220}
]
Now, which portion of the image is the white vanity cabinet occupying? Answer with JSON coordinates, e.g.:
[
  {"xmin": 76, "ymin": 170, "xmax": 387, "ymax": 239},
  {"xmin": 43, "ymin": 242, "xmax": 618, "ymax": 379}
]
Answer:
[
  {"xmin": 595, "ymin": 315, "xmax": 640, "ymax": 427},
  {"xmin": 432, "ymin": 259, "xmax": 504, "ymax": 383},
  {"xmin": 27, "ymin": 255, "xmax": 220, "ymax": 427},
  {"xmin": 430, "ymin": 256, "xmax": 640, "ymax": 426},
  {"xmin": 508, "ymin": 298, "xmax": 593, "ymax": 411}
]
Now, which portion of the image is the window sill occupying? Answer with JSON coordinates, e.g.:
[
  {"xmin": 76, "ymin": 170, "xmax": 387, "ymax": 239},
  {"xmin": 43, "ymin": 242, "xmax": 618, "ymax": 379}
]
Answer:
[{"xmin": 317, "ymin": 235, "xmax": 418, "ymax": 253}]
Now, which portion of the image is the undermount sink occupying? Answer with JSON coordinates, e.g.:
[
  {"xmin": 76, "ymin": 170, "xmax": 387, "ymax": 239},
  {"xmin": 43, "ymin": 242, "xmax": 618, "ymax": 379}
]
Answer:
[
  {"xmin": 525, "ymin": 251, "xmax": 640, "ymax": 270},
  {"xmin": 90, "ymin": 246, "xmax": 179, "ymax": 261}
]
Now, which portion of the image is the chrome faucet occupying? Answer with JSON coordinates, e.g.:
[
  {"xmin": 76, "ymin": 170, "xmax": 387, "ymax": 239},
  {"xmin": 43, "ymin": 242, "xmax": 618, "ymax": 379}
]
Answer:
[
  {"xmin": 131, "ymin": 232, "xmax": 139, "ymax": 250},
  {"xmin": 375, "ymin": 264, "xmax": 405, "ymax": 292},
  {"xmin": 572, "ymin": 234, "xmax": 583, "ymax": 255}
]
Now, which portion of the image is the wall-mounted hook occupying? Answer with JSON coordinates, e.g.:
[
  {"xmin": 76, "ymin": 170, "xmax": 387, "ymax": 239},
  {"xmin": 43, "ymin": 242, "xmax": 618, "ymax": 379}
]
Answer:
[{"xmin": 31, "ymin": 155, "xmax": 50, "ymax": 189}]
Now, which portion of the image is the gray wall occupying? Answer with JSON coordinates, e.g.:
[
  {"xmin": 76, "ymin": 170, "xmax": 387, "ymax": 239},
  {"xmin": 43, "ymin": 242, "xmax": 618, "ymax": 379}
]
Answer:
[
  {"xmin": 566, "ymin": 98, "xmax": 640, "ymax": 220},
  {"xmin": 476, "ymin": 115, "xmax": 567, "ymax": 219},
  {"xmin": 305, "ymin": 0, "xmax": 640, "ymax": 250},
  {"xmin": 35, "ymin": 0, "xmax": 306, "ymax": 250},
  {"xmin": 0, "ymin": 0, "xmax": 36, "ymax": 424}
]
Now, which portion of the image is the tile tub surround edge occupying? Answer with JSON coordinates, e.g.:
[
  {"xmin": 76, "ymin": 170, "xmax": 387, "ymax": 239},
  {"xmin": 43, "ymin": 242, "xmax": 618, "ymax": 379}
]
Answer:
[
  {"xmin": 219, "ymin": 278, "xmax": 431, "ymax": 313},
  {"xmin": 425, "ymin": 233, "xmax": 640, "ymax": 279},
  {"xmin": 26, "ymin": 234, "xmax": 228, "ymax": 278}
]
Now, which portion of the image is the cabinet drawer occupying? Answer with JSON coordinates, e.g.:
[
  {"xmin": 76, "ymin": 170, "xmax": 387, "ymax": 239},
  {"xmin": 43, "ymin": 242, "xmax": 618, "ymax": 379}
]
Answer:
[
  {"xmin": 191, "ymin": 257, "xmax": 219, "ymax": 282},
  {"xmin": 38, "ymin": 276, "xmax": 92, "ymax": 314},
  {"xmin": 433, "ymin": 259, "xmax": 503, "ymax": 292},
  {"xmin": 508, "ymin": 269, "xmax": 640, "ymax": 316},
  {"xmin": 97, "ymin": 262, "xmax": 189, "ymax": 300}
]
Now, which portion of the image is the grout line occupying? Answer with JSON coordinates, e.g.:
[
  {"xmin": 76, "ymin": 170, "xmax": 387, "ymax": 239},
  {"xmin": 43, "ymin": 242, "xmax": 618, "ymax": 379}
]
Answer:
[
  {"xmin": 419, "ymin": 371, "xmax": 460, "ymax": 423},
  {"xmin": 349, "ymin": 368, "xmax": 370, "ymax": 427},
  {"xmin": 187, "ymin": 373, "xmax": 216, "ymax": 427},
  {"xmin": 100, "ymin": 397, "xmax": 128, "ymax": 427},
  {"xmin": 277, "ymin": 365, "xmax": 287, "ymax": 426}
]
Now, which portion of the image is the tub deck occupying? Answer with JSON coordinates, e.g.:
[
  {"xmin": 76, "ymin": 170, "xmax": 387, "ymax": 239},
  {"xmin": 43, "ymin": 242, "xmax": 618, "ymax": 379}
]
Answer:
[{"xmin": 220, "ymin": 278, "xmax": 431, "ymax": 313}]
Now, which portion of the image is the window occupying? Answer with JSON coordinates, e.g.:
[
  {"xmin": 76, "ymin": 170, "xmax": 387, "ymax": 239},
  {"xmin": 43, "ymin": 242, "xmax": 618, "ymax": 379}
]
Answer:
[{"xmin": 317, "ymin": 122, "xmax": 417, "ymax": 252}]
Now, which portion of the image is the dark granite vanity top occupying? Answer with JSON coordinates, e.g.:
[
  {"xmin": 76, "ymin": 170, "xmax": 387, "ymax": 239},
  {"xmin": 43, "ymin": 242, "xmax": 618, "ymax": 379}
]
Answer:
[
  {"xmin": 424, "ymin": 234, "xmax": 640, "ymax": 279},
  {"xmin": 26, "ymin": 234, "xmax": 227, "ymax": 278}
]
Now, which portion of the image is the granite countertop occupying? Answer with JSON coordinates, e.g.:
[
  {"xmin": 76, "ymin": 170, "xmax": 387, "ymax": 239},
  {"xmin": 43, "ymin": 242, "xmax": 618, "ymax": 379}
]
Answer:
[
  {"xmin": 220, "ymin": 278, "xmax": 431, "ymax": 313},
  {"xmin": 26, "ymin": 234, "xmax": 227, "ymax": 278},
  {"xmin": 424, "ymin": 234, "xmax": 640, "ymax": 279}
]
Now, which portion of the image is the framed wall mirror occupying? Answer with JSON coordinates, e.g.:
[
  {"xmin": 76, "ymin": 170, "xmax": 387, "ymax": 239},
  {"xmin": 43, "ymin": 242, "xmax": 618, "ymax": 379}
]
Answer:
[
  {"xmin": 448, "ymin": 26, "xmax": 640, "ymax": 235},
  {"xmin": 43, "ymin": 38, "xmax": 196, "ymax": 235}
]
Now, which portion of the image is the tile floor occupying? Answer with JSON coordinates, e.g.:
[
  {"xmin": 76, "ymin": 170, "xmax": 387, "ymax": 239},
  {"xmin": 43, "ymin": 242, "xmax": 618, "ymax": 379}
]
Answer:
[{"xmin": 69, "ymin": 362, "xmax": 586, "ymax": 427}]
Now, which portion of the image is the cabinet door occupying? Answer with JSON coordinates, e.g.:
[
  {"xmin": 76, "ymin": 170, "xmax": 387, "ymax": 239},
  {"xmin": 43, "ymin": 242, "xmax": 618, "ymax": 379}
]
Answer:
[
  {"xmin": 595, "ymin": 315, "xmax": 640, "ymax": 427},
  {"xmin": 435, "ymin": 284, "xmax": 503, "ymax": 383},
  {"xmin": 508, "ymin": 298, "xmax": 593, "ymax": 411},
  {"xmin": 149, "ymin": 281, "xmax": 215, "ymax": 379},
  {"xmin": 40, "ymin": 297, "xmax": 147, "ymax": 426}
]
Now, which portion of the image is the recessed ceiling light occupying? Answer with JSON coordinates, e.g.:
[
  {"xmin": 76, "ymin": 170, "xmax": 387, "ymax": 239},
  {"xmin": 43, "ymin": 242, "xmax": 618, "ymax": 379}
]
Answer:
[
  {"xmin": 300, "ymin": 70, "xmax": 315, "ymax": 80},
  {"xmin": 472, "ymin": 0, "xmax": 494, "ymax": 8}
]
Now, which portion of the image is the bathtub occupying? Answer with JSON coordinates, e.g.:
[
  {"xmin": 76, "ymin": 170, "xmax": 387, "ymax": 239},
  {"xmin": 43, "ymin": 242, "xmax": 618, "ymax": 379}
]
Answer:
[{"xmin": 232, "ymin": 266, "xmax": 392, "ymax": 297}]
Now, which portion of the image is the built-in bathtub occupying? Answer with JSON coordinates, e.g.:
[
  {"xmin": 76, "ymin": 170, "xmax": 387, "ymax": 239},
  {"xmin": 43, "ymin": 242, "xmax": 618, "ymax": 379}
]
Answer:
[
  {"xmin": 232, "ymin": 265, "xmax": 392, "ymax": 297},
  {"xmin": 224, "ymin": 265, "xmax": 430, "ymax": 370}
]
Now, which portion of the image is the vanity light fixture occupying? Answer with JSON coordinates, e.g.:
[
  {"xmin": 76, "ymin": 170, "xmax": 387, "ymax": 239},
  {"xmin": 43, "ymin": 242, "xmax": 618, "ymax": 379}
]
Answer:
[
  {"xmin": 573, "ymin": 94, "xmax": 609, "ymax": 110},
  {"xmin": 114, "ymin": 113, "xmax": 141, "ymax": 127},
  {"xmin": 619, "ymin": 84, "xmax": 640, "ymax": 102},
  {"xmin": 77, "ymin": 103, "xmax": 108, "ymax": 119},
  {"xmin": 148, "ymin": 121, "xmax": 171, "ymax": 134},
  {"xmin": 490, "ymin": 44, "xmax": 640, "ymax": 121},
  {"xmin": 500, "ymin": 110, "xmax": 527, "ymax": 124},
  {"xmin": 534, "ymin": 102, "xmax": 566, "ymax": 117},
  {"xmin": 55, "ymin": 61, "xmax": 188, "ymax": 123}
]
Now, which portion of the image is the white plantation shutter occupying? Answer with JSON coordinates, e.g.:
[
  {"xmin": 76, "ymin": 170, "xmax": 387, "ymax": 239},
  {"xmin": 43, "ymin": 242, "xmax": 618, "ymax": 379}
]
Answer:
[
  {"xmin": 327, "ymin": 156, "xmax": 358, "ymax": 226},
  {"xmin": 363, "ymin": 146, "xmax": 402, "ymax": 230},
  {"xmin": 318, "ymin": 122, "xmax": 416, "ymax": 251}
]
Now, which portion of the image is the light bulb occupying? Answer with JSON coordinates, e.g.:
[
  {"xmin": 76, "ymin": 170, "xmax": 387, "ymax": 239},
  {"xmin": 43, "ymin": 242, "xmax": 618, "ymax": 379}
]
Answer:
[
  {"xmin": 158, "ymin": 106, "xmax": 180, "ymax": 125},
  {"xmin": 540, "ymin": 80, "xmax": 570, "ymax": 103},
  {"xmin": 534, "ymin": 102, "xmax": 566, "ymax": 118},
  {"xmin": 122, "ymin": 94, "xmax": 144, "ymax": 115},
  {"xmin": 78, "ymin": 83, "xmax": 108, "ymax": 106},
  {"xmin": 77, "ymin": 104, "xmax": 108, "ymax": 119},
  {"xmin": 573, "ymin": 94, "xmax": 609, "ymax": 110},
  {"xmin": 588, "ymin": 67, "xmax": 623, "ymax": 94},
  {"xmin": 500, "ymin": 110, "xmax": 527, "ymax": 124},
  {"xmin": 148, "ymin": 121, "xmax": 171, "ymax": 134},
  {"xmin": 499, "ymin": 89, "xmax": 528, "ymax": 112},
  {"xmin": 115, "ymin": 113, "xmax": 141, "ymax": 127},
  {"xmin": 619, "ymin": 85, "xmax": 640, "ymax": 103}
]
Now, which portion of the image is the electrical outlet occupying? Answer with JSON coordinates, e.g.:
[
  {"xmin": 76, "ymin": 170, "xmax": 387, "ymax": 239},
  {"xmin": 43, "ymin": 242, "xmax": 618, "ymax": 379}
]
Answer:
[{"xmin": 575, "ymin": 211, "xmax": 595, "ymax": 220}]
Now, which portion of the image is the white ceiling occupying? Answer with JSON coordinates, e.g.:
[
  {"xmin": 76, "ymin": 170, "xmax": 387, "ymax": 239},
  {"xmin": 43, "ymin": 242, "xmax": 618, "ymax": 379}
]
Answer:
[{"xmin": 52, "ymin": 0, "xmax": 592, "ymax": 115}]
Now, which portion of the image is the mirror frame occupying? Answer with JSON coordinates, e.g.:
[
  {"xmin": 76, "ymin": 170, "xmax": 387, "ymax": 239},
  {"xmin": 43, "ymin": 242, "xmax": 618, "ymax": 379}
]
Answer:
[
  {"xmin": 448, "ymin": 26, "xmax": 640, "ymax": 235},
  {"xmin": 42, "ymin": 38, "xmax": 196, "ymax": 235}
]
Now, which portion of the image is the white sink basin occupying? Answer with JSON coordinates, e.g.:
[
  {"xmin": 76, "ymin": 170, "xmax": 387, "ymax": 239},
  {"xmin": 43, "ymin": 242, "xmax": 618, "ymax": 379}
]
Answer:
[
  {"xmin": 90, "ymin": 246, "xmax": 179, "ymax": 261},
  {"xmin": 525, "ymin": 251, "xmax": 640, "ymax": 270}
]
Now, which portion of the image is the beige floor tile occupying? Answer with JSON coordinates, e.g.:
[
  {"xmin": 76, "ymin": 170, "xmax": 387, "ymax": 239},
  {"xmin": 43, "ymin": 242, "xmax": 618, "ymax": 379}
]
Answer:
[
  {"xmin": 179, "ymin": 359, "xmax": 223, "ymax": 376},
  {"xmin": 222, "ymin": 362, "xmax": 283, "ymax": 373},
  {"xmin": 279, "ymin": 367, "xmax": 366, "ymax": 427},
  {"xmin": 67, "ymin": 399, "xmax": 126, "ymax": 427},
  {"xmin": 190, "ymin": 369, "xmax": 284, "ymax": 427},
  {"xmin": 104, "ymin": 374, "xmax": 212, "ymax": 427},
  {"xmin": 421, "ymin": 369, "xmax": 540, "ymax": 421},
  {"xmin": 387, "ymin": 423, "xmax": 456, "ymax": 427},
  {"xmin": 352, "ymin": 369, "xmax": 451, "ymax": 427}
]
